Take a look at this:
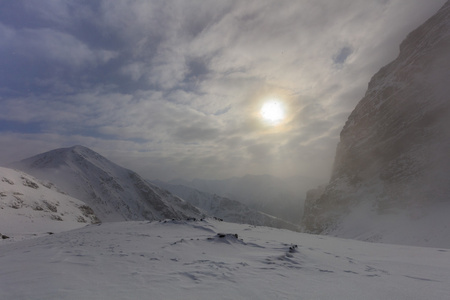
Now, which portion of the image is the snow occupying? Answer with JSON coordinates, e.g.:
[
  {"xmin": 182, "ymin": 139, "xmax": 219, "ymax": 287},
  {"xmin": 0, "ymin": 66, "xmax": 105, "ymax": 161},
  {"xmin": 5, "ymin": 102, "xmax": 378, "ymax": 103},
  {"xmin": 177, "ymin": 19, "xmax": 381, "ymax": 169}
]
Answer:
[
  {"xmin": 1, "ymin": 219, "xmax": 449, "ymax": 300},
  {"xmin": 10, "ymin": 146, "xmax": 203, "ymax": 222},
  {"xmin": 0, "ymin": 167, "xmax": 98, "ymax": 241}
]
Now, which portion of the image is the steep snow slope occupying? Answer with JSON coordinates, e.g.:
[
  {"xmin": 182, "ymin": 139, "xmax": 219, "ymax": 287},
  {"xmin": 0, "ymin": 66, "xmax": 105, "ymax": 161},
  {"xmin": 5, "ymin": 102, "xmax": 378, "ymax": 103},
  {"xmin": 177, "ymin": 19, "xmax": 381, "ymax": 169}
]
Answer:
[
  {"xmin": 1, "ymin": 219, "xmax": 449, "ymax": 300},
  {"xmin": 153, "ymin": 180, "xmax": 300, "ymax": 231},
  {"xmin": 0, "ymin": 167, "xmax": 98, "ymax": 240},
  {"xmin": 10, "ymin": 146, "xmax": 203, "ymax": 222},
  {"xmin": 303, "ymin": 2, "xmax": 450, "ymax": 248}
]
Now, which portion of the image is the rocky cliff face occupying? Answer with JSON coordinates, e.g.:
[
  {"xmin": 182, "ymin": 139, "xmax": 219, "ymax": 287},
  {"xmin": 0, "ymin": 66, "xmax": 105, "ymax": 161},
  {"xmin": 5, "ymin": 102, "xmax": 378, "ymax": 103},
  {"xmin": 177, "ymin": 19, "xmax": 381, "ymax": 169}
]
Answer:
[{"xmin": 302, "ymin": 2, "xmax": 450, "ymax": 245}]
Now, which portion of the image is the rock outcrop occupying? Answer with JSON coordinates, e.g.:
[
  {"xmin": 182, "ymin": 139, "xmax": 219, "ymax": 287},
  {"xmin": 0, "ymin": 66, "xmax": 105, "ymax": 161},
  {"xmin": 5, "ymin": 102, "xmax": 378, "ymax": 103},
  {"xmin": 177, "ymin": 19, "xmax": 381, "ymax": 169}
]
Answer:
[{"xmin": 302, "ymin": 2, "xmax": 450, "ymax": 246}]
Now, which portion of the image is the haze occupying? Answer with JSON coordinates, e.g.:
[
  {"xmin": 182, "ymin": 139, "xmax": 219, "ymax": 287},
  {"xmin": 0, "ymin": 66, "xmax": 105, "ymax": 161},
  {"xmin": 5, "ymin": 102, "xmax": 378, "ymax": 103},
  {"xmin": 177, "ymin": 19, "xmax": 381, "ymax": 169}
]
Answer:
[{"xmin": 0, "ymin": 0, "xmax": 446, "ymax": 183}]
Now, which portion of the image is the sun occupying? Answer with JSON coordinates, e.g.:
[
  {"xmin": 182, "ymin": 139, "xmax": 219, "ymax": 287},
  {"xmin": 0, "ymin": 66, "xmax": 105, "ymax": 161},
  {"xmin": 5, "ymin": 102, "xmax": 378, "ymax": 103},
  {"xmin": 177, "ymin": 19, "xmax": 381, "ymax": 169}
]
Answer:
[{"xmin": 260, "ymin": 100, "xmax": 285, "ymax": 125}]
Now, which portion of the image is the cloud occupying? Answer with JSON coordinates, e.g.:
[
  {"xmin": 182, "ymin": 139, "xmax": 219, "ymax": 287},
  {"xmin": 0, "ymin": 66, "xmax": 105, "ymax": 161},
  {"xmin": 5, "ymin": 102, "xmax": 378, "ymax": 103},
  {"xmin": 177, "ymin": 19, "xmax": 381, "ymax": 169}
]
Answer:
[
  {"xmin": 0, "ymin": 0, "xmax": 447, "ymax": 181},
  {"xmin": 333, "ymin": 47, "xmax": 354, "ymax": 65}
]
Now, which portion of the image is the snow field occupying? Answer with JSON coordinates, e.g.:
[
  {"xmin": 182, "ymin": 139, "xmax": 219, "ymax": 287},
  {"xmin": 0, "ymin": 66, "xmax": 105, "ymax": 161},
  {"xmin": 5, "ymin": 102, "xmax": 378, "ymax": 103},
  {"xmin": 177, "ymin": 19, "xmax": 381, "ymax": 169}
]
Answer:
[{"xmin": 1, "ymin": 219, "xmax": 449, "ymax": 300}]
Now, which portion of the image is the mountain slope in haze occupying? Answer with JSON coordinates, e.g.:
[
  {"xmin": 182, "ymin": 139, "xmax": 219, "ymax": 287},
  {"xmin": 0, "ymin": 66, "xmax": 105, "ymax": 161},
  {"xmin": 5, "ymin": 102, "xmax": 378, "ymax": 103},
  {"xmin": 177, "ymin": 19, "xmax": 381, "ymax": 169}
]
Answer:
[
  {"xmin": 0, "ymin": 166, "xmax": 99, "ymax": 240},
  {"xmin": 302, "ymin": 2, "xmax": 450, "ymax": 248},
  {"xmin": 153, "ymin": 180, "xmax": 300, "ymax": 231},
  {"xmin": 171, "ymin": 174, "xmax": 316, "ymax": 225},
  {"xmin": 10, "ymin": 146, "xmax": 203, "ymax": 222}
]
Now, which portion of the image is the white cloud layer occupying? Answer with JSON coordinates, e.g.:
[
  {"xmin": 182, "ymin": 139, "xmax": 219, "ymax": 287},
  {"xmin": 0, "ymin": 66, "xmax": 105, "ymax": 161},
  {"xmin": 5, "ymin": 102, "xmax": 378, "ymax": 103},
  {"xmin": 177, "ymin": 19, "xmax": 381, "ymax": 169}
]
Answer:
[{"xmin": 0, "ymin": 0, "xmax": 447, "ymax": 182}]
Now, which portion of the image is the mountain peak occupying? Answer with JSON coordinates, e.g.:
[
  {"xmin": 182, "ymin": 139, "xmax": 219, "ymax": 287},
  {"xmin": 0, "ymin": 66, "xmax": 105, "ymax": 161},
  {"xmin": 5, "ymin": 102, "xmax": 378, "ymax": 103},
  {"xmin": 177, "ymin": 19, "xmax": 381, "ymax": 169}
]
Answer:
[
  {"xmin": 11, "ymin": 146, "xmax": 204, "ymax": 222},
  {"xmin": 10, "ymin": 145, "xmax": 115, "ymax": 172},
  {"xmin": 68, "ymin": 145, "xmax": 95, "ymax": 154},
  {"xmin": 67, "ymin": 145, "xmax": 105, "ymax": 157}
]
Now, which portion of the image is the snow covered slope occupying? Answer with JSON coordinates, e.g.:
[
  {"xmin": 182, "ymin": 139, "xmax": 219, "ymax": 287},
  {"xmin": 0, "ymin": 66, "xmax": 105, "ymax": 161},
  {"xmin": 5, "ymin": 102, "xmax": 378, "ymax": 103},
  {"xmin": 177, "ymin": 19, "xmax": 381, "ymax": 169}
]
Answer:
[
  {"xmin": 303, "ymin": 2, "xmax": 450, "ymax": 248},
  {"xmin": 153, "ymin": 180, "xmax": 300, "ymax": 231},
  {"xmin": 10, "ymin": 146, "xmax": 203, "ymax": 222},
  {"xmin": 1, "ymin": 219, "xmax": 449, "ymax": 300},
  {"xmin": 0, "ymin": 166, "xmax": 98, "ymax": 240}
]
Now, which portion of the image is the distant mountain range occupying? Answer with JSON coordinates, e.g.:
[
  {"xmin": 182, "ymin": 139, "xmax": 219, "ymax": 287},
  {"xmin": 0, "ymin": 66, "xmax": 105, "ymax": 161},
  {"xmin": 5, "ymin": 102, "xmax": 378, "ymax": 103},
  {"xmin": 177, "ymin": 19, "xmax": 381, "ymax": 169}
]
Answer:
[
  {"xmin": 152, "ymin": 180, "xmax": 300, "ymax": 231},
  {"xmin": 170, "ymin": 174, "xmax": 319, "ymax": 225}
]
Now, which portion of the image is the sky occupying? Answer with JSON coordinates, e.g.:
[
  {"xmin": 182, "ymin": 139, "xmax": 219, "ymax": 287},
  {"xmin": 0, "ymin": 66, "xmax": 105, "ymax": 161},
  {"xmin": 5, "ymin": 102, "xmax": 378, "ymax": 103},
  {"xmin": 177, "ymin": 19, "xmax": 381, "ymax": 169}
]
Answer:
[{"xmin": 0, "ymin": 0, "xmax": 447, "ymax": 182}]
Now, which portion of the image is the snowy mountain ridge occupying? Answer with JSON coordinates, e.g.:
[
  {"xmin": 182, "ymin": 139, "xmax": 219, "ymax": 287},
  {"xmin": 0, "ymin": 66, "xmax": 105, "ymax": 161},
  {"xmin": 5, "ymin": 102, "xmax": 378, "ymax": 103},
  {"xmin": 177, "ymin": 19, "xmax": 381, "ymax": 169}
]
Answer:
[
  {"xmin": 10, "ymin": 146, "xmax": 204, "ymax": 222},
  {"xmin": 302, "ymin": 2, "xmax": 450, "ymax": 248}
]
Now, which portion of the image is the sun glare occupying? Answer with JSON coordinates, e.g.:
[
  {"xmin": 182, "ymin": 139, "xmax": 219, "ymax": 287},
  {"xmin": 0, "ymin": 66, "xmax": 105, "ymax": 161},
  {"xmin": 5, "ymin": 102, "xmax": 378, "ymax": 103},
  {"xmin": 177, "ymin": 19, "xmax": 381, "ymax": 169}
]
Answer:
[{"xmin": 260, "ymin": 100, "xmax": 285, "ymax": 125}]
